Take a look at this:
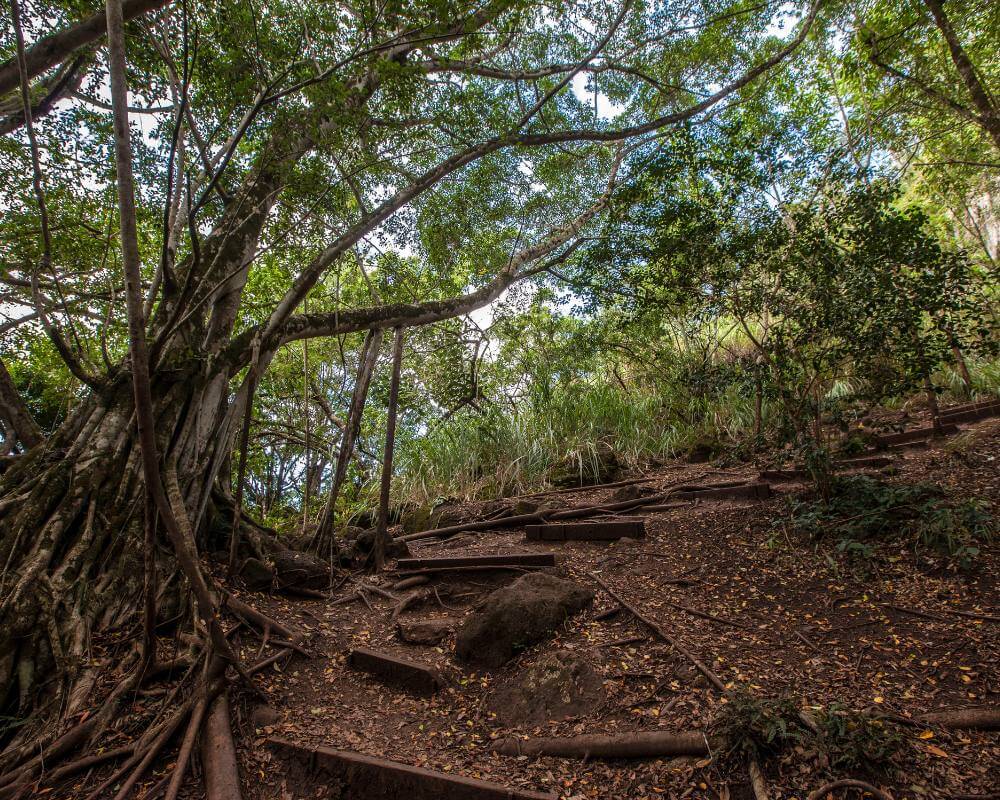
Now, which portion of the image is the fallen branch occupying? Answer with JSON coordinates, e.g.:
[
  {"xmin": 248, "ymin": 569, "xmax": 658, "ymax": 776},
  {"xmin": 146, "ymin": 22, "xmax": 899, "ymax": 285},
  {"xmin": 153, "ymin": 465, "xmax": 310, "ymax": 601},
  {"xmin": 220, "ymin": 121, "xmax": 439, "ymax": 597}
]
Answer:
[
  {"xmin": 394, "ymin": 564, "xmax": 544, "ymax": 577},
  {"xmin": 588, "ymin": 571, "xmax": 726, "ymax": 692},
  {"xmin": 597, "ymin": 636, "xmax": 648, "ymax": 648},
  {"xmin": 391, "ymin": 576, "xmax": 430, "ymax": 591},
  {"xmin": 667, "ymin": 601, "xmax": 746, "ymax": 630},
  {"xmin": 400, "ymin": 476, "xmax": 709, "ymax": 542},
  {"xmin": 806, "ymin": 778, "xmax": 893, "ymax": 800},
  {"xmin": 490, "ymin": 730, "xmax": 709, "ymax": 759}
]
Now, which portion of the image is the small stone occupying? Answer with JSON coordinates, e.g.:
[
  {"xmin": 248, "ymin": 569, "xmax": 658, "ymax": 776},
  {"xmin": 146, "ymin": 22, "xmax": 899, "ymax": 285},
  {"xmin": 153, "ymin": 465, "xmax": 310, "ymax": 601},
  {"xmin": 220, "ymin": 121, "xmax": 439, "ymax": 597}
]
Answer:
[
  {"xmin": 251, "ymin": 705, "xmax": 281, "ymax": 728},
  {"xmin": 397, "ymin": 618, "xmax": 454, "ymax": 646}
]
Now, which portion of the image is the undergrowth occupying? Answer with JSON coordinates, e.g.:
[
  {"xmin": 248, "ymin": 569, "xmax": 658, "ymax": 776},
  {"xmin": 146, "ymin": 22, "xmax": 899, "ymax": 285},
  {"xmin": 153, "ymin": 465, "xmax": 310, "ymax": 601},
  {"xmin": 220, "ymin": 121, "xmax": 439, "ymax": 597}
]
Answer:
[
  {"xmin": 787, "ymin": 475, "xmax": 994, "ymax": 569},
  {"xmin": 714, "ymin": 689, "xmax": 906, "ymax": 775}
]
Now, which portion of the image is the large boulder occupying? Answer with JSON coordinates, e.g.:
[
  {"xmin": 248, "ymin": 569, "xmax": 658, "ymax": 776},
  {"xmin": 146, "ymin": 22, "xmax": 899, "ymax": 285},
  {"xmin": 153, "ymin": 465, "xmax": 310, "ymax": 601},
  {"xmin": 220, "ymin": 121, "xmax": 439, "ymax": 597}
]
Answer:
[
  {"xmin": 454, "ymin": 573, "xmax": 594, "ymax": 668},
  {"xmin": 239, "ymin": 557, "xmax": 275, "ymax": 591},
  {"xmin": 488, "ymin": 649, "xmax": 603, "ymax": 725},
  {"xmin": 339, "ymin": 526, "xmax": 410, "ymax": 565},
  {"xmin": 272, "ymin": 550, "xmax": 330, "ymax": 591}
]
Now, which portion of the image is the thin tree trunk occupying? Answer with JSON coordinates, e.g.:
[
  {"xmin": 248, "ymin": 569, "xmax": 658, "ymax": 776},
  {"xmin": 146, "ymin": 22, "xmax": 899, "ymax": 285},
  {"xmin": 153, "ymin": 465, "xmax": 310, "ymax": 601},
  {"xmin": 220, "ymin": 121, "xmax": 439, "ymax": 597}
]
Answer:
[
  {"xmin": 228, "ymin": 365, "xmax": 258, "ymax": 577},
  {"xmin": 753, "ymin": 362, "xmax": 763, "ymax": 437},
  {"xmin": 924, "ymin": 375, "xmax": 942, "ymax": 432},
  {"xmin": 302, "ymin": 298, "xmax": 311, "ymax": 533},
  {"xmin": 374, "ymin": 327, "xmax": 404, "ymax": 570},
  {"xmin": 313, "ymin": 328, "xmax": 383, "ymax": 552},
  {"xmin": 949, "ymin": 339, "xmax": 974, "ymax": 395}
]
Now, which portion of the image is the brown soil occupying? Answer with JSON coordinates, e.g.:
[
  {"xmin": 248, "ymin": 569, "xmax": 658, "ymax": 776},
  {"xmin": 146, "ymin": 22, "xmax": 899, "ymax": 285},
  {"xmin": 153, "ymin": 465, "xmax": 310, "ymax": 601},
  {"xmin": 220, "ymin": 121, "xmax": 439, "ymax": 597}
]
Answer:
[{"xmin": 56, "ymin": 410, "xmax": 1000, "ymax": 799}]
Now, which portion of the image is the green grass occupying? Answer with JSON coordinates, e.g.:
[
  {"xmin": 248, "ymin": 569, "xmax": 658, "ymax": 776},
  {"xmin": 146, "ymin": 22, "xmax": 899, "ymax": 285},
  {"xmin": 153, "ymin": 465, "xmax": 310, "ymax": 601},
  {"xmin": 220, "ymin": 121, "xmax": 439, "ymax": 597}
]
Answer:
[{"xmin": 394, "ymin": 378, "xmax": 773, "ymax": 503}]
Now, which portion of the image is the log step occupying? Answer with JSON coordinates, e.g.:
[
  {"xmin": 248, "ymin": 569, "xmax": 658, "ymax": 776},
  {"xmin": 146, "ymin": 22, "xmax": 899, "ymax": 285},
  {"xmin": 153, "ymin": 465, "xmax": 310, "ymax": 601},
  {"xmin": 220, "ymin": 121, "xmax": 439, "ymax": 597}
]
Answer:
[
  {"xmin": 876, "ymin": 423, "xmax": 959, "ymax": 446},
  {"xmin": 939, "ymin": 401, "xmax": 1000, "ymax": 425},
  {"xmin": 835, "ymin": 455, "xmax": 894, "ymax": 469},
  {"xmin": 267, "ymin": 738, "xmax": 558, "ymax": 800},
  {"xmin": 395, "ymin": 553, "xmax": 556, "ymax": 571},
  {"xmin": 525, "ymin": 518, "xmax": 645, "ymax": 541},
  {"xmin": 672, "ymin": 481, "xmax": 772, "ymax": 501},
  {"xmin": 347, "ymin": 647, "xmax": 445, "ymax": 695},
  {"xmin": 760, "ymin": 456, "xmax": 894, "ymax": 482},
  {"xmin": 940, "ymin": 397, "xmax": 1000, "ymax": 416}
]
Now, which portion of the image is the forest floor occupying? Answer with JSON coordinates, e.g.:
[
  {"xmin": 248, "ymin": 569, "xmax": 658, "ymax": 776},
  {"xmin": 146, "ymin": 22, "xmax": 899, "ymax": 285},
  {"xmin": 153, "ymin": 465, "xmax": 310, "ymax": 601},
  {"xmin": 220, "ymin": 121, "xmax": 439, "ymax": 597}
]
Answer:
[
  {"xmin": 232, "ymin": 410, "xmax": 997, "ymax": 800},
  {"xmin": 64, "ymin": 408, "xmax": 1000, "ymax": 800}
]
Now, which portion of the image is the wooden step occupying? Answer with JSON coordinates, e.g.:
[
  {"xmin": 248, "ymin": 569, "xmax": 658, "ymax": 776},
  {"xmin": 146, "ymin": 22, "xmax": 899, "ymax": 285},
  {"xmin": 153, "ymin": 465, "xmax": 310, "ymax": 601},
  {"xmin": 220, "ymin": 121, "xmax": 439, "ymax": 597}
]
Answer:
[
  {"xmin": 268, "ymin": 739, "xmax": 557, "ymax": 799},
  {"xmin": 940, "ymin": 402, "xmax": 1000, "ymax": 425},
  {"xmin": 395, "ymin": 553, "xmax": 556, "ymax": 571},
  {"xmin": 347, "ymin": 647, "xmax": 445, "ymax": 695},
  {"xmin": 672, "ymin": 481, "xmax": 772, "ymax": 501},
  {"xmin": 760, "ymin": 455, "xmax": 894, "ymax": 482},
  {"xmin": 525, "ymin": 518, "xmax": 645, "ymax": 541},
  {"xmin": 940, "ymin": 397, "xmax": 1000, "ymax": 415},
  {"xmin": 876, "ymin": 423, "xmax": 959, "ymax": 446}
]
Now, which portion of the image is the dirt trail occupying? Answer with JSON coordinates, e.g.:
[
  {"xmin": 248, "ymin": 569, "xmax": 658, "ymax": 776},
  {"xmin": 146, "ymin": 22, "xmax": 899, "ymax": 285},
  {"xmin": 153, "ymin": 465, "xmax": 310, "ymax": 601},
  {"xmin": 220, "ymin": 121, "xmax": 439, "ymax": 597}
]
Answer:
[{"xmin": 221, "ymin": 416, "xmax": 999, "ymax": 800}]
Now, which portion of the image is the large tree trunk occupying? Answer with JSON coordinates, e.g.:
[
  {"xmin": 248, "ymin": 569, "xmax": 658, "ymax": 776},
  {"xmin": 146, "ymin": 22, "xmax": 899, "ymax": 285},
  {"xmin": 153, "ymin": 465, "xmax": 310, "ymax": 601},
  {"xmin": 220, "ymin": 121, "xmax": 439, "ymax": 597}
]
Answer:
[{"xmin": 0, "ymin": 357, "xmax": 323, "ymax": 760}]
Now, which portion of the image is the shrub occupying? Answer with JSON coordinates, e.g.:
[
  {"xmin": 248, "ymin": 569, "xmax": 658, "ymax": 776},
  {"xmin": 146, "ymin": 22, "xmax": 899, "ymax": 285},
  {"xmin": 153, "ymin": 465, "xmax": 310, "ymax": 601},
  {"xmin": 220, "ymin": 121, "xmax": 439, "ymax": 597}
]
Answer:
[{"xmin": 788, "ymin": 475, "xmax": 994, "ymax": 569}]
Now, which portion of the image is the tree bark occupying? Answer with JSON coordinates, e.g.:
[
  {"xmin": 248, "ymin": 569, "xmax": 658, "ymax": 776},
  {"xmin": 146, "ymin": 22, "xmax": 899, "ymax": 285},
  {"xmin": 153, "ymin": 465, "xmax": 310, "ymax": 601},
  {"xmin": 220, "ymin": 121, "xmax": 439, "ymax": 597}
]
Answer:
[
  {"xmin": 922, "ymin": 0, "xmax": 1000, "ymax": 151},
  {"xmin": 313, "ymin": 328, "xmax": 382, "ymax": 552},
  {"xmin": 374, "ymin": 327, "xmax": 405, "ymax": 570},
  {"xmin": 0, "ymin": 357, "xmax": 43, "ymax": 450},
  {"xmin": 0, "ymin": 0, "xmax": 171, "ymax": 97}
]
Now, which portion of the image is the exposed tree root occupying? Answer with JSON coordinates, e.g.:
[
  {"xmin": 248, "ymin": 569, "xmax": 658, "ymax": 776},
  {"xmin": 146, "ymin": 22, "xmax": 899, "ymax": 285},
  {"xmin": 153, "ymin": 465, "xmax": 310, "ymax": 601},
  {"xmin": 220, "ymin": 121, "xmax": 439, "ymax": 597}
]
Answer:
[
  {"xmin": 491, "ymin": 730, "xmax": 709, "ymax": 759},
  {"xmin": 202, "ymin": 690, "xmax": 243, "ymax": 800},
  {"xmin": 749, "ymin": 758, "xmax": 770, "ymax": 800},
  {"xmin": 806, "ymin": 778, "xmax": 894, "ymax": 800},
  {"xmin": 918, "ymin": 707, "xmax": 1000, "ymax": 730},
  {"xmin": 391, "ymin": 588, "xmax": 432, "ymax": 622}
]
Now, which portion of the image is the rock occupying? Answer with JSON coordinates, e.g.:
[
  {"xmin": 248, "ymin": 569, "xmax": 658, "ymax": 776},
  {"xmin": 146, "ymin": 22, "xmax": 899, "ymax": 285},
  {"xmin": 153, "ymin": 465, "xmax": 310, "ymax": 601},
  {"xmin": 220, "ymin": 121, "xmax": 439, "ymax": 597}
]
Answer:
[
  {"xmin": 386, "ymin": 538, "xmax": 411, "ymax": 560},
  {"xmin": 356, "ymin": 528, "xmax": 377, "ymax": 552},
  {"xmin": 488, "ymin": 649, "xmax": 603, "ymax": 725},
  {"xmin": 272, "ymin": 549, "xmax": 330, "ymax": 591},
  {"xmin": 430, "ymin": 505, "xmax": 465, "ymax": 528},
  {"xmin": 397, "ymin": 618, "xmax": 454, "ymax": 646},
  {"xmin": 514, "ymin": 499, "xmax": 540, "ymax": 515},
  {"xmin": 250, "ymin": 704, "xmax": 282, "ymax": 729},
  {"xmin": 341, "ymin": 524, "xmax": 365, "ymax": 539},
  {"xmin": 239, "ymin": 557, "xmax": 275, "ymax": 591},
  {"xmin": 549, "ymin": 442, "xmax": 621, "ymax": 488},
  {"xmin": 610, "ymin": 484, "xmax": 657, "ymax": 502},
  {"xmin": 401, "ymin": 506, "xmax": 433, "ymax": 535},
  {"xmin": 454, "ymin": 573, "xmax": 594, "ymax": 668},
  {"xmin": 684, "ymin": 441, "xmax": 716, "ymax": 463}
]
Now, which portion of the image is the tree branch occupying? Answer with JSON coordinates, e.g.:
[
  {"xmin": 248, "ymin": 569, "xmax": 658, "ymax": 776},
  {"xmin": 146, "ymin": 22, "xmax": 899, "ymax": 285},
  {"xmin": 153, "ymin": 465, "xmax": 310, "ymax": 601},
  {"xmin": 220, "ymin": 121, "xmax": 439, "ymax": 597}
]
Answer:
[{"xmin": 0, "ymin": 0, "xmax": 171, "ymax": 97}]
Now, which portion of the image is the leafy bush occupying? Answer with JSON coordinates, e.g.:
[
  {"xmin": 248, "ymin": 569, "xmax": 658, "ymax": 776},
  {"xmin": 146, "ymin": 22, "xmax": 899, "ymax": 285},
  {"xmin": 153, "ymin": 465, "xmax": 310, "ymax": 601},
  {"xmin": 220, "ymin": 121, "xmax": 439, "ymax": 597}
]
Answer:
[
  {"xmin": 715, "ymin": 692, "xmax": 907, "ymax": 776},
  {"xmin": 714, "ymin": 688, "xmax": 809, "ymax": 760},
  {"xmin": 788, "ymin": 475, "xmax": 994, "ymax": 568},
  {"xmin": 815, "ymin": 704, "xmax": 905, "ymax": 771}
]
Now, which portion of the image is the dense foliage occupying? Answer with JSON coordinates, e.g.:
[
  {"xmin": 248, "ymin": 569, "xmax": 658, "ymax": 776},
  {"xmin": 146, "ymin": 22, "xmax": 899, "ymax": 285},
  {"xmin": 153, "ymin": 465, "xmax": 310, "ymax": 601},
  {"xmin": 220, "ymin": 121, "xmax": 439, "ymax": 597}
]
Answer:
[{"xmin": 1, "ymin": 0, "xmax": 997, "ymax": 523}]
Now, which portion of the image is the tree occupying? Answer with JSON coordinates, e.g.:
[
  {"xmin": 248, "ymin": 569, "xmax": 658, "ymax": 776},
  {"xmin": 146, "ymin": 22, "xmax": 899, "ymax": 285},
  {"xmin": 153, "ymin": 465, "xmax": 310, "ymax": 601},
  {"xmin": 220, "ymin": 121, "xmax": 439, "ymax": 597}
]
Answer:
[{"xmin": 0, "ymin": 0, "xmax": 821, "ymax": 789}]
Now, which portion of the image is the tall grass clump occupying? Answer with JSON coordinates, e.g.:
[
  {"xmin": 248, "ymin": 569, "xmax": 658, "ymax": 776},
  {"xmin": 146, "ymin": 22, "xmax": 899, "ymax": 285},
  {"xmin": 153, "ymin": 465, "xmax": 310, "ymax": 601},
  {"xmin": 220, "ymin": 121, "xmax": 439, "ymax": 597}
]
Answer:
[{"xmin": 394, "ymin": 373, "xmax": 767, "ymax": 504}]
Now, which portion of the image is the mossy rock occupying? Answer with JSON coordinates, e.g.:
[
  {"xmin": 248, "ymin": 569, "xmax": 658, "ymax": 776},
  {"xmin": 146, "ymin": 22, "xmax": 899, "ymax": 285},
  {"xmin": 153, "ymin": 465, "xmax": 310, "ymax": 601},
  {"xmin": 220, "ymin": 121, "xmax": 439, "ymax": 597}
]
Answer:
[{"xmin": 549, "ymin": 442, "xmax": 621, "ymax": 488}]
